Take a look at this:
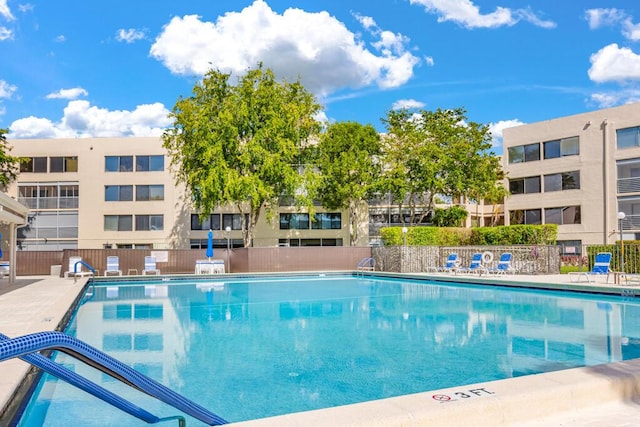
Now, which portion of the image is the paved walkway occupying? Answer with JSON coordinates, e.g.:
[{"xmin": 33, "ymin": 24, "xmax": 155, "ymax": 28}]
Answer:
[{"xmin": 1, "ymin": 273, "xmax": 640, "ymax": 426}]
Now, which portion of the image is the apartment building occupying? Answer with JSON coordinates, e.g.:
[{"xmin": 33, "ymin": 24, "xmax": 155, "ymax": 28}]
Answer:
[
  {"xmin": 502, "ymin": 102, "xmax": 640, "ymax": 252},
  {"xmin": 7, "ymin": 137, "xmax": 357, "ymax": 250}
]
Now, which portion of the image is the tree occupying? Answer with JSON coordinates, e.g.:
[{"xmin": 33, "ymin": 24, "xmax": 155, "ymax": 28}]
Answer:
[
  {"xmin": 379, "ymin": 107, "xmax": 503, "ymax": 225},
  {"xmin": 0, "ymin": 129, "xmax": 20, "ymax": 188},
  {"xmin": 163, "ymin": 65, "xmax": 322, "ymax": 247},
  {"xmin": 315, "ymin": 122, "xmax": 381, "ymax": 245}
]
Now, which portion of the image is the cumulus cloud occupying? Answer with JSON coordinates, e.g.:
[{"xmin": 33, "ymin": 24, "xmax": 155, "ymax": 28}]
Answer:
[
  {"xmin": 116, "ymin": 28, "xmax": 146, "ymax": 43},
  {"xmin": 489, "ymin": 119, "xmax": 524, "ymax": 149},
  {"xmin": 0, "ymin": 79, "xmax": 17, "ymax": 98},
  {"xmin": 588, "ymin": 43, "xmax": 640, "ymax": 83},
  {"xmin": 408, "ymin": 0, "xmax": 555, "ymax": 29},
  {"xmin": 9, "ymin": 100, "xmax": 172, "ymax": 139},
  {"xmin": 0, "ymin": 0, "xmax": 14, "ymax": 20},
  {"xmin": 46, "ymin": 87, "xmax": 88, "ymax": 100},
  {"xmin": 585, "ymin": 8, "xmax": 625, "ymax": 30},
  {"xmin": 150, "ymin": 0, "xmax": 420, "ymax": 95},
  {"xmin": 392, "ymin": 99, "xmax": 425, "ymax": 110},
  {"xmin": 589, "ymin": 91, "xmax": 640, "ymax": 109}
]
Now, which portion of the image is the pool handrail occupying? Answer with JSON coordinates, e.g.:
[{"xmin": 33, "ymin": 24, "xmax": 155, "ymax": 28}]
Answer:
[
  {"xmin": 0, "ymin": 331, "xmax": 228, "ymax": 426},
  {"xmin": 356, "ymin": 257, "xmax": 376, "ymax": 271}
]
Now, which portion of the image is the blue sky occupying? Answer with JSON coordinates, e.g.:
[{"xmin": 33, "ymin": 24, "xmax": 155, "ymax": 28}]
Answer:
[{"xmin": 1, "ymin": 0, "xmax": 640, "ymax": 153}]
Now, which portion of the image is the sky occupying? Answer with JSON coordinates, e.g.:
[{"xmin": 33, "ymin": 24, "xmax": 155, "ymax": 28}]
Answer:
[{"xmin": 1, "ymin": 0, "xmax": 640, "ymax": 153}]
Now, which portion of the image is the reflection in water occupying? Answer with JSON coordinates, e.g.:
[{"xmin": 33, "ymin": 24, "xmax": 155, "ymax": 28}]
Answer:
[{"xmin": 19, "ymin": 277, "xmax": 640, "ymax": 426}]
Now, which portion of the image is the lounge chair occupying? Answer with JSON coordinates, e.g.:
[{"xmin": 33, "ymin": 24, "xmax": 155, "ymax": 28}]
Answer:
[
  {"xmin": 428, "ymin": 253, "xmax": 459, "ymax": 273},
  {"xmin": 142, "ymin": 256, "xmax": 160, "ymax": 275},
  {"xmin": 64, "ymin": 256, "xmax": 94, "ymax": 278},
  {"xmin": 104, "ymin": 256, "xmax": 122, "ymax": 276},
  {"xmin": 568, "ymin": 252, "xmax": 612, "ymax": 283},
  {"xmin": 0, "ymin": 262, "xmax": 10, "ymax": 278},
  {"xmin": 486, "ymin": 253, "xmax": 515, "ymax": 275},
  {"xmin": 458, "ymin": 253, "xmax": 486, "ymax": 275}
]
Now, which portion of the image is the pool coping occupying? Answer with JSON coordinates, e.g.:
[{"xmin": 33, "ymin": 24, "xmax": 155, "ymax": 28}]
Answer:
[{"xmin": 2, "ymin": 272, "xmax": 640, "ymax": 426}]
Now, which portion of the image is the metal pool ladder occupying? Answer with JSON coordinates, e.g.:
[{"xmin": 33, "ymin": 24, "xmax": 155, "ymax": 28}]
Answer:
[
  {"xmin": 356, "ymin": 257, "xmax": 376, "ymax": 275},
  {"xmin": 0, "ymin": 331, "xmax": 228, "ymax": 426}
]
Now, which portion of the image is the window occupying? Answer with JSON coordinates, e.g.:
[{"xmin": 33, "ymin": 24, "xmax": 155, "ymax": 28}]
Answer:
[
  {"xmin": 544, "ymin": 171, "xmax": 580, "ymax": 192},
  {"xmin": 136, "ymin": 155, "xmax": 164, "ymax": 172},
  {"xmin": 105, "ymin": 156, "xmax": 134, "ymax": 172},
  {"xmin": 105, "ymin": 185, "xmax": 133, "ymax": 201},
  {"xmin": 136, "ymin": 185, "xmax": 164, "ymax": 201},
  {"xmin": 508, "ymin": 143, "xmax": 540, "ymax": 164},
  {"xmin": 223, "ymin": 214, "xmax": 247, "ymax": 230},
  {"xmin": 20, "ymin": 157, "xmax": 47, "ymax": 173},
  {"xmin": 543, "ymin": 137, "xmax": 579, "ymax": 159},
  {"xmin": 104, "ymin": 215, "xmax": 133, "ymax": 231},
  {"xmin": 280, "ymin": 213, "xmax": 310, "ymax": 230},
  {"xmin": 135, "ymin": 215, "xmax": 164, "ymax": 231},
  {"xmin": 50, "ymin": 156, "xmax": 78, "ymax": 172},
  {"xmin": 509, "ymin": 176, "xmax": 541, "ymax": 194},
  {"xmin": 617, "ymin": 126, "xmax": 640, "ymax": 149},
  {"xmin": 545, "ymin": 206, "xmax": 581, "ymax": 225},
  {"xmin": 510, "ymin": 209, "xmax": 542, "ymax": 225},
  {"xmin": 312, "ymin": 213, "xmax": 342, "ymax": 229},
  {"xmin": 191, "ymin": 214, "xmax": 221, "ymax": 230}
]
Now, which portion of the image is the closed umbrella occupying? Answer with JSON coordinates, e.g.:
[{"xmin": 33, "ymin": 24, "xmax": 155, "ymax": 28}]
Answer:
[{"xmin": 206, "ymin": 230, "xmax": 213, "ymax": 260}]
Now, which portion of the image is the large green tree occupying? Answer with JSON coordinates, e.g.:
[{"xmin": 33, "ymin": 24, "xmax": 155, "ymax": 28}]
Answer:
[
  {"xmin": 379, "ymin": 107, "xmax": 503, "ymax": 225},
  {"xmin": 163, "ymin": 66, "xmax": 322, "ymax": 247},
  {"xmin": 0, "ymin": 129, "xmax": 20, "ymax": 188},
  {"xmin": 315, "ymin": 122, "xmax": 381, "ymax": 245}
]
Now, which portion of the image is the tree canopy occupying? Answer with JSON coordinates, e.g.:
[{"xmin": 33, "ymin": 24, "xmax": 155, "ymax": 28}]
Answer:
[
  {"xmin": 163, "ymin": 65, "xmax": 322, "ymax": 247},
  {"xmin": 0, "ymin": 129, "xmax": 20, "ymax": 188},
  {"xmin": 379, "ymin": 107, "xmax": 505, "ymax": 226},
  {"xmin": 314, "ymin": 121, "xmax": 381, "ymax": 245}
]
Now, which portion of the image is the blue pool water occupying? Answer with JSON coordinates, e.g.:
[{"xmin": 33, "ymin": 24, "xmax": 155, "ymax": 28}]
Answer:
[{"xmin": 16, "ymin": 274, "xmax": 640, "ymax": 426}]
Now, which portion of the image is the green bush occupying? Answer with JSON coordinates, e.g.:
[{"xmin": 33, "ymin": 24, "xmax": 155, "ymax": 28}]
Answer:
[{"xmin": 380, "ymin": 224, "xmax": 557, "ymax": 246}]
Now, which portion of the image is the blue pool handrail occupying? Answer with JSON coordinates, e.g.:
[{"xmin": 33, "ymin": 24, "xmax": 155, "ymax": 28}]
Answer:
[
  {"xmin": 0, "ymin": 331, "xmax": 228, "ymax": 425},
  {"xmin": 74, "ymin": 259, "xmax": 95, "ymax": 274}
]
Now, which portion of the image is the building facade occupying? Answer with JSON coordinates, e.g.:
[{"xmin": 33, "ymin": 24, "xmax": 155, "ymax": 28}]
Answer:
[
  {"xmin": 502, "ymin": 102, "xmax": 640, "ymax": 252},
  {"xmin": 7, "ymin": 137, "xmax": 359, "ymax": 250}
]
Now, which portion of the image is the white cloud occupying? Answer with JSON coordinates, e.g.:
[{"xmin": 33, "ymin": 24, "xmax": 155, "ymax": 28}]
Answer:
[
  {"xmin": 46, "ymin": 87, "xmax": 88, "ymax": 100},
  {"xmin": 408, "ymin": 0, "xmax": 555, "ymax": 29},
  {"xmin": 424, "ymin": 56, "xmax": 434, "ymax": 66},
  {"xmin": 0, "ymin": 0, "xmax": 14, "ymax": 20},
  {"xmin": 392, "ymin": 99, "xmax": 425, "ymax": 110},
  {"xmin": 585, "ymin": 8, "xmax": 625, "ymax": 30},
  {"xmin": 54, "ymin": 35, "xmax": 65, "ymax": 43},
  {"xmin": 9, "ymin": 100, "xmax": 172, "ymax": 139},
  {"xmin": 622, "ymin": 19, "xmax": 640, "ymax": 41},
  {"xmin": 116, "ymin": 28, "xmax": 146, "ymax": 43},
  {"xmin": 150, "ymin": 0, "xmax": 420, "ymax": 95},
  {"xmin": 18, "ymin": 4, "xmax": 34, "ymax": 13},
  {"xmin": 589, "ymin": 91, "xmax": 640, "ymax": 108},
  {"xmin": 0, "ymin": 79, "xmax": 17, "ymax": 98},
  {"xmin": 588, "ymin": 44, "xmax": 640, "ymax": 83},
  {"xmin": 489, "ymin": 119, "xmax": 524, "ymax": 149},
  {"xmin": 0, "ymin": 26, "xmax": 13, "ymax": 40}
]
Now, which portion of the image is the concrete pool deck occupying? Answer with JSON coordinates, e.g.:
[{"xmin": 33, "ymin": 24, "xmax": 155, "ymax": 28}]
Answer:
[{"xmin": 1, "ymin": 273, "xmax": 640, "ymax": 426}]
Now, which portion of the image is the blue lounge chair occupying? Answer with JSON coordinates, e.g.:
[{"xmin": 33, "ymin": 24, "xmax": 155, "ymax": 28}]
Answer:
[
  {"xmin": 458, "ymin": 253, "xmax": 486, "ymax": 275},
  {"xmin": 569, "ymin": 252, "xmax": 612, "ymax": 283},
  {"xmin": 428, "ymin": 253, "xmax": 459, "ymax": 273},
  {"xmin": 486, "ymin": 253, "xmax": 515, "ymax": 275}
]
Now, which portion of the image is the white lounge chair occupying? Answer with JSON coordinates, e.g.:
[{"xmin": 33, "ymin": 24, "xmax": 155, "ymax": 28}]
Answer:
[
  {"xmin": 64, "ymin": 256, "xmax": 94, "ymax": 278},
  {"xmin": 142, "ymin": 256, "xmax": 160, "ymax": 275},
  {"xmin": 104, "ymin": 256, "xmax": 122, "ymax": 276}
]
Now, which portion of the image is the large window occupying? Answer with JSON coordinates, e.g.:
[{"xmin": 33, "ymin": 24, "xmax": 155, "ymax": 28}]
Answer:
[
  {"xmin": 105, "ymin": 156, "xmax": 134, "ymax": 172},
  {"xmin": 545, "ymin": 206, "xmax": 581, "ymax": 225},
  {"xmin": 544, "ymin": 171, "xmax": 580, "ymax": 192},
  {"xmin": 508, "ymin": 143, "xmax": 540, "ymax": 164},
  {"xmin": 280, "ymin": 213, "xmax": 310, "ymax": 230},
  {"xmin": 104, "ymin": 215, "xmax": 133, "ymax": 231},
  {"xmin": 509, "ymin": 176, "xmax": 541, "ymax": 194},
  {"xmin": 105, "ymin": 185, "xmax": 133, "ymax": 201},
  {"xmin": 135, "ymin": 215, "xmax": 164, "ymax": 231},
  {"xmin": 618, "ymin": 126, "xmax": 640, "ymax": 149},
  {"xmin": 190, "ymin": 214, "xmax": 221, "ymax": 230},
  {"xmin": 223, "ymin": 214, "xmax": 247, "ymax": 231},
  {"xmin": 136, "ymin": 185, "xmax": 164, "ymax": 201},
  {"xmin": 510, "ymin": 209, "xmax": 542, "ymax": 225},
  {"xmin": 20, "ymin": 157, "xmax": 47, "ymax": 173},
  {"xmin": 136, "ymin": 155, "xmax": 164, "ymax": 172},
  {"xmin": 50, "ymin": 156, "xmax": 78, "ymax": 172},
  {"xmin": 311, "ymin": 213, "xmax": 342, "ymax": 229},
  {"xmin": 543, "ymin": 137, "xmax": 579, "ymax": 159}
]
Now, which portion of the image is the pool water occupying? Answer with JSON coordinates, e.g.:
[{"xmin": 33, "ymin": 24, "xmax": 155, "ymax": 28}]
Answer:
[{"xmin": 16, "ymin": 275, "xmax": 640, "ymax": 426}]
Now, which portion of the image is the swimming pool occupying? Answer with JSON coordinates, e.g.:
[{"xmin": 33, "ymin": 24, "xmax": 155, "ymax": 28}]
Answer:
[{"xmin": 14, "ymin": 273, "xmax": 640, "ymax": 426}]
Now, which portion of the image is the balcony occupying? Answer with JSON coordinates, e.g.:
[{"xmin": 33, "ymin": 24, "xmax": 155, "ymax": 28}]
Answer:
[{"xmin": 18, "ymin": 197, "xmax": 79, "ymax": 210}]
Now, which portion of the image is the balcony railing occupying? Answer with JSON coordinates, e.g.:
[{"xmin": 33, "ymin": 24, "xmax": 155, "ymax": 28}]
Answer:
[{"xmin": 18, "ymin": 196, "xmax": 79, "ymax": 209}]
